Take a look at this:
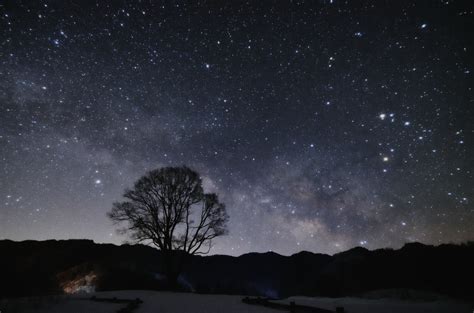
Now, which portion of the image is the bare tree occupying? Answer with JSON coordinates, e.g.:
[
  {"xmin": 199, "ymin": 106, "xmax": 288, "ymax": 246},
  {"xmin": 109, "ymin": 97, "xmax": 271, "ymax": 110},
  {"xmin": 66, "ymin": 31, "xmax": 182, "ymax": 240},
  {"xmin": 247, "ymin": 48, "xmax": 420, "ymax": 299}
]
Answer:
[{"xmin": 108, "ymin": 166, "xmax": 228, "ymax": 288}]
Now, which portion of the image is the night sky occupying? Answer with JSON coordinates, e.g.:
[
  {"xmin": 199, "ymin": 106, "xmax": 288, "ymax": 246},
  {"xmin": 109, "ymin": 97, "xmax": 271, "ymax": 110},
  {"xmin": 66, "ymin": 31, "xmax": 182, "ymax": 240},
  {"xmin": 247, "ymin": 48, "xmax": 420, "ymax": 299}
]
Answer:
[{"xmin": 0, "ymin": 1, "xmax": 472, "ymax": 256}]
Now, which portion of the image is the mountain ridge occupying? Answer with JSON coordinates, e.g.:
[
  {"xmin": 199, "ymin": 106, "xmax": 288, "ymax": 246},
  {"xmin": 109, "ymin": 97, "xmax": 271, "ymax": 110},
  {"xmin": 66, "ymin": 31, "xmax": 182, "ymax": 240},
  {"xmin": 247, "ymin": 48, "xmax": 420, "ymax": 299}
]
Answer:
[{"xmin": 1, "ymin": 239, "xmax": 473, "ymax": 300}]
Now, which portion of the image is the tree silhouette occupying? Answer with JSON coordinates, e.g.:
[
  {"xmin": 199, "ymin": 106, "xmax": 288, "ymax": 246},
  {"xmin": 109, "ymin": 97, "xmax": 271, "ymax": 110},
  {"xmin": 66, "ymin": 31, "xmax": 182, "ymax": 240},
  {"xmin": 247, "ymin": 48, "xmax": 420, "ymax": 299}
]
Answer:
[{"xmin": 108, "ymin": 166, "xmax": 229, "ymax": 288}]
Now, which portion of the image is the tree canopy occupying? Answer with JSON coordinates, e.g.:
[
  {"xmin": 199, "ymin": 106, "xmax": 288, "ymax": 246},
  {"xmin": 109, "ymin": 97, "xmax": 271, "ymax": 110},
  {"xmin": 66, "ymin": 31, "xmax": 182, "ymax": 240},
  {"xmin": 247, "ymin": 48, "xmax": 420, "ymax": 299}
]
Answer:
[{"xmin": 108, "ymin": 166, "xmax": 229, "ymax": 255}]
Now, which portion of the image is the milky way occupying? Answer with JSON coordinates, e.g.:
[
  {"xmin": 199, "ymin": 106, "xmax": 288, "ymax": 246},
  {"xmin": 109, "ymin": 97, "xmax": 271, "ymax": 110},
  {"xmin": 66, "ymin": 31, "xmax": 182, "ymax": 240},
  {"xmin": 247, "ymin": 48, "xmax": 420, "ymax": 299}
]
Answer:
[{"xmin": 0, "ymin": 1, "xmax": 472, "ymax": 256}]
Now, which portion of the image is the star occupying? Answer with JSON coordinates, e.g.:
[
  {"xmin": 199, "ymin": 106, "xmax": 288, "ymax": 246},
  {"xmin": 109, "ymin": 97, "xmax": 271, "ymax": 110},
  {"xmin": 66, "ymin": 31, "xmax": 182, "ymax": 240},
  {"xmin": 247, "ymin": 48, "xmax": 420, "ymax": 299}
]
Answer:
[{"xmin": 0, "ymin": 0, "xmax": 471, "ymax": 257}]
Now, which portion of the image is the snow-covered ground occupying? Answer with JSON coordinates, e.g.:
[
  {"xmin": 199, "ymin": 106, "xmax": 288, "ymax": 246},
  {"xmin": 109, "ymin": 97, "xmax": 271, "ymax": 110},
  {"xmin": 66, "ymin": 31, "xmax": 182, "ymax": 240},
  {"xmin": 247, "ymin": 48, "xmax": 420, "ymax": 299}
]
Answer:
[
  {"xmin": 0, "ymin": 291, "xmax": 276, "ymax": 313},
  {"xmin": 0, "ymin": 295, "xmax": 123, "ymax": 313},
  {"xmin": 1, "ymin": 290, "xmax": 472, "ymax": 313},
  {"xmin": 277, "ymin": 296, "xmax": 472, "ymax": 313}
]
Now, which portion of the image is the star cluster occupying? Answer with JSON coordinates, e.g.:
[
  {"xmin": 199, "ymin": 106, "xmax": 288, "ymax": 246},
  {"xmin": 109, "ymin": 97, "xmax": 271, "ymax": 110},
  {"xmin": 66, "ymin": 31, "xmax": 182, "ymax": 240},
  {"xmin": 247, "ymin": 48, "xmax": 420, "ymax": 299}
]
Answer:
[{"xmin": 0, "ymin": 1, "xmax": 472, "ymax": 255}]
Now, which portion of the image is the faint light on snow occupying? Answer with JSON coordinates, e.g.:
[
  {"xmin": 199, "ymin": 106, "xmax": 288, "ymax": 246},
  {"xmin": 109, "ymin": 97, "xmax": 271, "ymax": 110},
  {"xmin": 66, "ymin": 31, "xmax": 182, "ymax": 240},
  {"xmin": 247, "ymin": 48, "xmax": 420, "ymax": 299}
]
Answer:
[
  {"xmin": 379, "ymin": 113, "xmax": 386, "ymax": 120},
  {"xmin": 60, "ymin": 271, "xmax": 97, "ymax": 294},
  {"xmin": 420, "ymin": 23, "xmax": 427, "ymax": 29},
  {"xmin": 94, "ymin": 179, "xmax": 102, "ymax": 185}
]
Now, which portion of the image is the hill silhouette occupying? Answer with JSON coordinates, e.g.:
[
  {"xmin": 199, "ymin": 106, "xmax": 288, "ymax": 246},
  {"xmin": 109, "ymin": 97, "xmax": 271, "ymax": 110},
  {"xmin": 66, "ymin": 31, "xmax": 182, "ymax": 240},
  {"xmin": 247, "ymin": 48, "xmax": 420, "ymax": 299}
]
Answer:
[{"xmin": 1, "ymin": 239, "xmax": 472, "ymax": 300}]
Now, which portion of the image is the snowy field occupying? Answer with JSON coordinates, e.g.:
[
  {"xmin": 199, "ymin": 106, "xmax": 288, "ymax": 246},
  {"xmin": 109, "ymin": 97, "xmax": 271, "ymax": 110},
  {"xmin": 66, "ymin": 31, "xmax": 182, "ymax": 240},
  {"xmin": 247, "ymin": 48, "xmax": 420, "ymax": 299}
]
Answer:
[
  {"xmin": 1, "ymin": 290, "xmax": 472, "ymax": 313},
  {"xmin": 277, "ymin": 296, "xmax": 473, "ymax": 313}
]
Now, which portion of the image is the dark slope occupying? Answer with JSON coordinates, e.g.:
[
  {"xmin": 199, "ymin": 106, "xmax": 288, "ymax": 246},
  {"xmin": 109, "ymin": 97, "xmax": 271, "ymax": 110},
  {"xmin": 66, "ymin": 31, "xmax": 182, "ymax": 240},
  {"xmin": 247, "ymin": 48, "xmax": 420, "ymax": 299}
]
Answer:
[{"xmin": 1, "ymin": 240, "xmax": 472, "ymax": 299}]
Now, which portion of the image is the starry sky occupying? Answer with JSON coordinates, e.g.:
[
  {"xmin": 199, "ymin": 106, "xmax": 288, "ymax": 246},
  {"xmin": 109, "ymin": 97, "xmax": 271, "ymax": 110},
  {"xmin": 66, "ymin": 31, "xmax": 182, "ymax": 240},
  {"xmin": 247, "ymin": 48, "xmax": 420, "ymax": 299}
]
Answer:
[{"xmin": 0, "ymin": 0, "xmax": 472, "ymax": 256}]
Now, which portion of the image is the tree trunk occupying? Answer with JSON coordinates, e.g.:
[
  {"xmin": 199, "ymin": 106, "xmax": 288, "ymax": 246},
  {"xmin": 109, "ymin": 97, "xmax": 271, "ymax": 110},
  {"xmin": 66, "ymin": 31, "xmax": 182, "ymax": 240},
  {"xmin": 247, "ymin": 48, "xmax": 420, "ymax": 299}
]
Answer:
[
  {"xmin": 164, "ymin": 250, "xmax": 182, "ymax": 290},
  {"xmin": 166, "ymin": 270, "xmax": 179, "ymax": 290}
]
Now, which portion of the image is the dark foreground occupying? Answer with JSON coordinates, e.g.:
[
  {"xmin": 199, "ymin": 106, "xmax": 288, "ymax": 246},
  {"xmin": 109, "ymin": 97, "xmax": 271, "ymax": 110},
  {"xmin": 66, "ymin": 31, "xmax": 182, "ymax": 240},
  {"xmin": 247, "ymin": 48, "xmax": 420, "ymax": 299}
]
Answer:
[{"xmin": 1, "ymin": 239, "xmax": 473, "ymax": 300}]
